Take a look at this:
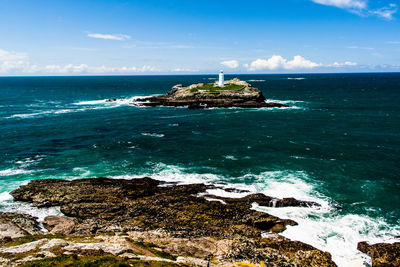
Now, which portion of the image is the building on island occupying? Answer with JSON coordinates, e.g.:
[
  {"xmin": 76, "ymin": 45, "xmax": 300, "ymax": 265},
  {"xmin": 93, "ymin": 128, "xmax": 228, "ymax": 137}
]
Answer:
[{"xmin": 218, "ymin": 70, "xmax": 224, "ymax": 87}]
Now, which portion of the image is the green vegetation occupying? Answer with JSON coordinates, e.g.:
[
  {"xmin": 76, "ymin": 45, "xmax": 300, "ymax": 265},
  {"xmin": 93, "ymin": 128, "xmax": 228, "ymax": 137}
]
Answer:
[
  {"xmin": 190, "ymin": 83, "xmax": 245, "ymax": 92},
  {"xmin": 22, "ymin": 254, "xmax": 130, "ymax": 267},
  {"xmin": 131, "ymin": 240, "xmax": 176, "ymax": 261},
  {"xmin": 4, "ymin": 234, "xmax": 66, "ymax": 247}
]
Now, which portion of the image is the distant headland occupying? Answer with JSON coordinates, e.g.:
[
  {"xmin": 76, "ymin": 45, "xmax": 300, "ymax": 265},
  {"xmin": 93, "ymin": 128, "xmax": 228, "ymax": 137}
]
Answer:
[{"xmin": 129, "ymin": 72, "xmax": 289, "ymax": 109}]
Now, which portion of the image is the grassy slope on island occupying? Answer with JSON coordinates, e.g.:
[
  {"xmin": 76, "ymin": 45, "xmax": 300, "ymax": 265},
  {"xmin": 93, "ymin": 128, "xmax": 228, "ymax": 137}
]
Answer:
[{"xmin": 190, "ymin": 83, "xmax": 245, "ymax": 92}]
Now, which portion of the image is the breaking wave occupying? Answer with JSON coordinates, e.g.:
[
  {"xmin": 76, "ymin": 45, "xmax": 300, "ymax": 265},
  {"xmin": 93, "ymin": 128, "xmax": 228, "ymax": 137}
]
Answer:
[
  {"xmin": 3, "ymin": 95, "xmax": 158, "ymax": 120},
  {"xmin": 288, "ymin": 77, "xmax": 306, "ymax": 80}
]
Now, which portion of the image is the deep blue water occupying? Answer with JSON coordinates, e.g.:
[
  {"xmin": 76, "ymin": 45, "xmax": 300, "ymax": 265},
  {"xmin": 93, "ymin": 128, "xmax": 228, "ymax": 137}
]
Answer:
[{"xmin": 0, "ymin": 73, "xmax": 399, "ymax": 266}]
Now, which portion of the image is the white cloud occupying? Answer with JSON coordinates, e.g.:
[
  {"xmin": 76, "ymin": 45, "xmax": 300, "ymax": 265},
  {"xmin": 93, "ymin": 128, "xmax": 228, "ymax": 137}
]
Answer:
[
  {"xmin": 169, "ymin": 45, "xmax": 194, "ymax": 49},
  {"xmin": 0, "ymin": 48, "xmax": 159, "ymax": 75},
  {"xmin": 221, "ymin": 60, "xmax": 239, "ymax": 69},
  {"xmin": 388, "ymin": 41, "xmax": 400, "ymax": 44},
  {"xmin": 347, "ymin": 46, "xmax": 374, "ymax": 50},
  {"xmin": 311, "ymin": 0, "xmax": 397, "ymax": 19},
  {"xmin": 87, "ymin": 33, "xmax": 131, "ymax": 41},
  {"xmin": 172, "ymin": 68, "xmax": 198, "ymax": 72},
  {"xmin": 369, "ymin": 4, "xmax": 398, "ymax": 20},
  {"xmin": 0, "ymin": 49, "xmax": 38, "ymax": 74},
  {"xmin": 44, "ymin": 64, "xmax": 89, "ymax": 74},
  {"xmin": 245, "ymin": 55, "xmax": 360, "ymax": 71},
  {"xmin": 328, "ymin": 61, "xmax": 358, "ymax": 67},
  {"xmin": 312, "ymin": 0, "xmax": 366, "ymax": 9},
  {"xmin": 246, "ymin": 55, "xmax": 320, "ymax": 71}
]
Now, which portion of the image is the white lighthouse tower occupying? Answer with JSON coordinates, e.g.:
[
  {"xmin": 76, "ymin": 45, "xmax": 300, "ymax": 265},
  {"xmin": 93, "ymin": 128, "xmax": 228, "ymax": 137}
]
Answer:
[{"xmin": 218, "ymin": 70, "xmax": 224, "ymax": 87}]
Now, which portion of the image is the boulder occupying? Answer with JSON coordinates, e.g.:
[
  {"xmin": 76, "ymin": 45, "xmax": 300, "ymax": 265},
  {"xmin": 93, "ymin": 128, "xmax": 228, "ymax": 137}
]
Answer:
[{"xmin": 43, "ymin": 215, "xmax": 77, "ymax": 235}]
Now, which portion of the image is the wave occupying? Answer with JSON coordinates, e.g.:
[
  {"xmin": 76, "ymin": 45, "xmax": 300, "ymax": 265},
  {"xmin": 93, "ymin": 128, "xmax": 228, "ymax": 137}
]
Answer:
[
  {"xmin": 110, "ymin": 163, "xmax": 399, "ymax": 267},
  {"xmin": 0, "ymin": 168, "xmax": 36, "ymax": 177},
  {"xmin": 4, "ymin": 107, "xmax": 113, "ymax": 120},
  {"xmin": 73, "ymin": 95, "xmax": 159, "ymax": 107},
  {"xmin": 3, "ymin": 95, "xmax": 159, "ymax": 120},
  {"xmin": 141, "ymin": 133, "xmax": 165, "ymax": 138},
  {"xmin": 247, "ymin": 79, "xmax": 266, "ymax": 82},
  {"xmin": 224, "ymin": 155, "xmax": 238, "ymax": 161},
  {"xmin": 0, "ymin": 192, "xmax": 61, "ymax": 222},
  {"xmin": 287, "ymin": 77, "xmax": 306, "ymax": 80}
]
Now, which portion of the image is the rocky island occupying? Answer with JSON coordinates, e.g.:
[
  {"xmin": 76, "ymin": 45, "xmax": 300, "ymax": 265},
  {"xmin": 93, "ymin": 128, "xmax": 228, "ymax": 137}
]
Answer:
[{"xmin": 134, "ymin": 78, "xmax": 289, "ymax": 109}]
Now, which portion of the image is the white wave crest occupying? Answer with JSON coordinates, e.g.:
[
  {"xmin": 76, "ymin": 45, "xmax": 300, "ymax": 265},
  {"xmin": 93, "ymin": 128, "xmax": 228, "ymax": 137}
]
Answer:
[
  {"xmin": 73, "ymin": 95, "xmax": 159, "ymax": 106},
  {"xmin": 247, "ymin": 79, "xmax": 266, "ymax": 82},
  {"xmin": 141, "ymin": 133, "xmax": 165, "ymax": 138},
  {"xmin": 287, "ymin": 77, "xmax": 306, "ymax": 80},
  {"xmin": 0, "ymin": 168, "xmax": 35, "ymax": 177}
]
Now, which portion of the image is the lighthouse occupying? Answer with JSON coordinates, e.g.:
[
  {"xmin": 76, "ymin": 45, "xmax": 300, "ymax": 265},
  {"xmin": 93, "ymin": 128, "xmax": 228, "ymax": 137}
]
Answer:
[{"xmin": 218, "ymin": 70, "xmax": 224, "ymax": 87}]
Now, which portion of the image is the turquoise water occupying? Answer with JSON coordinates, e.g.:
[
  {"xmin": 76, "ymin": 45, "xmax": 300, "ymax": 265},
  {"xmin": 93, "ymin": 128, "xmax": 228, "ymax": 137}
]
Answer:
[{"xmin": 0, "ymin": 74, "xmax": 399, "ymax": 266}]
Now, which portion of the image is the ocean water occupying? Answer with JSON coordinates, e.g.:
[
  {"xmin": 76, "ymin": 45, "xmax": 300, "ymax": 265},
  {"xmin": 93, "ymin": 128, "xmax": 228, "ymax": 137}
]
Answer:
[{"xmin": 0, "ymin": 74, "xmax": 399, "ymax": 266}]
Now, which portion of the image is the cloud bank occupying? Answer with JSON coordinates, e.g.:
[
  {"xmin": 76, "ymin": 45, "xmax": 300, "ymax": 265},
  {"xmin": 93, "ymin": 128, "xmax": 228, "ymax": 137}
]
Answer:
[
  {"xmin": 0, "ymin": 48, "xmax": 157, "ymax": 75},
  {"xmin": 87, "ymin": 33, "xmax": 131, "ymax": 41},
  {"xmin": 245, "ymin": 55, "xmax": 321, "ymax": 71}
]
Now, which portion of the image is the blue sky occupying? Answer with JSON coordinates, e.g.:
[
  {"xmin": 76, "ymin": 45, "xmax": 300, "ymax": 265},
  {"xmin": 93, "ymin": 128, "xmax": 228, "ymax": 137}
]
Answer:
[{"xmin": 0, "ymin": 0, "xmax": 399, "ymax": 75}]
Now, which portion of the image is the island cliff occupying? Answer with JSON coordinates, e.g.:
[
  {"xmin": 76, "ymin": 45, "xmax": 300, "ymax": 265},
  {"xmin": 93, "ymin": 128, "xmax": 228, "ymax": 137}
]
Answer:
[{"xmin": 134, "ymin": 78, "xmax": 289, "ymax": 109}]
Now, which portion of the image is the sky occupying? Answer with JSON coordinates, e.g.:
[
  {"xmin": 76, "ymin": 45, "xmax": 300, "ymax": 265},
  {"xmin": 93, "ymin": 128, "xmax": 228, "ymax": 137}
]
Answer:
[{"xmin": 0, "ymin": 0, "xmax": 399, "ymax": 75}]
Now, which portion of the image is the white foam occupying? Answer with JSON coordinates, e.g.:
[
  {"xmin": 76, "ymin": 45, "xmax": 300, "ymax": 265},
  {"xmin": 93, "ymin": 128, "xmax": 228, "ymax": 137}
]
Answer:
[
  {"xmin": 287, "ymin": 77, "xmax": 306, "ymax": 80},
  {"xmin": 3, "ymin": 95, "xmax": 160, "ymax": 120},
  {"xmin": 73, "ymin": 167, "xmax": 91, "ymax": 177},
  {"xmin": 224, "ymin": 155, "xmax": 238, "ymax": 161},
  {"xmin": 73, "ymin": 99, "xmax": 107, "ymax": 105},
  {"xmin": 0, "ymin": 188, "xmax": 62, "ymax": 222},
  {"xmin": 0, "ymin": 168, "xmax": 35, "ymax": 176},
  {"xmin": 73, "ymin": 95, "xmax": 159, "ymax": 107},
  {"xmin": 266, "ymin": 99, "xmax": 305, "ymax": 105},
  {"xmin": 247, "ymin": 79, "xmax": 266, "ymax": 82},
  {"xmin": 0, "ymin": 192, "xmax": 13, "ymax": 201},
  {"xmin": 141, "ymin": 133, "xmax": 165, "ymax": 138}
]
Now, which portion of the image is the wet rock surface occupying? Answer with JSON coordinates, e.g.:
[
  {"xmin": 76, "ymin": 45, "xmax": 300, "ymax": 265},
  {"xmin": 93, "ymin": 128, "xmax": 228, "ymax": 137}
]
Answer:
[
  {"xmin": 134, "ymin": 78, "xmax": 289, "ymax": 109},
  {"xmin": 358, "ymin": 241, "xmax": 400, "ymax": 267},
  {"xmin": 5, "ymin": 177, "xmax": 338, "ymax": 266}
]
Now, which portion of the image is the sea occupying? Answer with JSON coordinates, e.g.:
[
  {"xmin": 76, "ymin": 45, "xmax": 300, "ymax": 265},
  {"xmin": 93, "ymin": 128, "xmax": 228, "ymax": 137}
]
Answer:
[{"xmin": 0, "ymin": 73, "xmax": 399, "ymax": 266}]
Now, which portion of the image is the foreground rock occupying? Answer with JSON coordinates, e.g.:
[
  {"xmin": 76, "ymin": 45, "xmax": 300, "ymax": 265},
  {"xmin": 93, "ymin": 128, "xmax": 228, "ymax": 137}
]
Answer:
[
  {"xmin": 358, "ymin": 241, "xmax": 400, "ymax": 267},
  {"xmin": 6, "ymin": 177, "xmax": 336, "ymax": 266},
  {"xmin": 134, "ymin": 78, "xmax": 289, "ymax": 109},
  {"xmin": 0, "ymin": 212, "xmax": 42, "ymax": 238},
  {"xmin": 0, "ymin": 230, "xmax": 336, "ymax": 266}
]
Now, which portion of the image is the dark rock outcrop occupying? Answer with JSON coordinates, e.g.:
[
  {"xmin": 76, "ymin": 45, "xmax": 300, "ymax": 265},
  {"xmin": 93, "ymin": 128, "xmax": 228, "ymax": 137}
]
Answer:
[
  {"xmin": 206, "ymin": 193, "xmax": 320, "ymax": 208},
  {"xmin": 11, "ymin": 177, "xmax": 300, "ymax": 237},
  {"xmin": 134, "ymin": 78, "xmax": 289, "ymax": 109},
  {"xmin": 358, "ymin": 241, "xmax": 400, "ymax": 267}
]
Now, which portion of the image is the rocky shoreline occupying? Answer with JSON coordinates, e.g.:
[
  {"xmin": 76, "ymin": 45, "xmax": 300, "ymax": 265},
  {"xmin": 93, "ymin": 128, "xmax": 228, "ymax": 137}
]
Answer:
[
  {"xmin": 132, "ymin": 78, "xmax": 289, "ymax": 109},
  {"xmin": 0, "ymin": 177, "xmax": 397, "ymax": 266}
]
